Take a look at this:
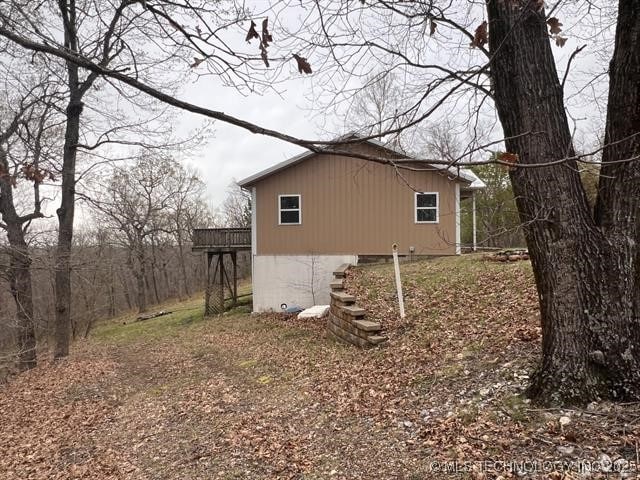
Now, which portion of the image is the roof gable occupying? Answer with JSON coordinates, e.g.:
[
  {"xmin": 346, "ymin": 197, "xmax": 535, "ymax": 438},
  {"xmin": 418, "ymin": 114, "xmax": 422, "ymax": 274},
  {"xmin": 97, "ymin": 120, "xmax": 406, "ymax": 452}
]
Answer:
[{"xmin": 238, "ymin": 134, "xmax": 485, "ymax": 189}]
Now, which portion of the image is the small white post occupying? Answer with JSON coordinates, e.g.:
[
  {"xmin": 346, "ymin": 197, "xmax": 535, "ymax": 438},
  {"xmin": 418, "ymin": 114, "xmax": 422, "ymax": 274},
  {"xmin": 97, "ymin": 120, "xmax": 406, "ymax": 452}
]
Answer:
[
  {"xmin": 472, "ymin": 191, "xmax": 477, "ymax": 252},
  {"xmin": 392, "ymin": 244, "xmax": 406, "ymax": 319}
]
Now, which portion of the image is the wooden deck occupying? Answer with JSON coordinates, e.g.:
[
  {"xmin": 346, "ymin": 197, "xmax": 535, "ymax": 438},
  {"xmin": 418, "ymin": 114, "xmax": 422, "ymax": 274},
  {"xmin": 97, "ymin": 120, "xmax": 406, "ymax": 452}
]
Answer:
[
  {"xmin": 192, "ymin": 228, "xmax": 251, "ymax": 315},
  {"xmin": 192, "ymin": 228, "xmax": 251, "ymax": 252}
]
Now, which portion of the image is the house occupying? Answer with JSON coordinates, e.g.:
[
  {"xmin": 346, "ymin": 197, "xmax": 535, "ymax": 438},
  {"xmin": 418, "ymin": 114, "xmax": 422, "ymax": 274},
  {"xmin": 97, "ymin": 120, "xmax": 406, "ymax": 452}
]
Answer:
[{"xmin": 238, "ymin": 134, "xmax": 485, "ymax": 312}]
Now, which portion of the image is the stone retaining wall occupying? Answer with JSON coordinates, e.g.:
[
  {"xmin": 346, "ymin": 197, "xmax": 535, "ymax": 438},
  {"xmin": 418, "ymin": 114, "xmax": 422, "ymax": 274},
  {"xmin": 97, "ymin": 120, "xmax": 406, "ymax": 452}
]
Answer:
[{"xmin": 326, "ymin": 264, "xmax": 388, "ymax": 347}]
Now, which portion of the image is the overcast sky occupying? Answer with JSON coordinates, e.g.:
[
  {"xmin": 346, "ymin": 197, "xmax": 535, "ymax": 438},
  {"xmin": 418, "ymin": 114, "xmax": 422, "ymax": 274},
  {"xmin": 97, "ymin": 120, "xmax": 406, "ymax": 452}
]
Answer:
[{"xmin": 180, "ymin": 76, "xmax": 320, "ymax": 208}]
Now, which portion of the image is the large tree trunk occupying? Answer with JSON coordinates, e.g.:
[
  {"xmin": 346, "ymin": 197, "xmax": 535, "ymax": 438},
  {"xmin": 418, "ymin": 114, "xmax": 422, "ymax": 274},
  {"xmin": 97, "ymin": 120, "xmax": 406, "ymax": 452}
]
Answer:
[
  {"xmin": 8, "ymin": 236, "xmax": 36, "ymax": 371},
  {"xmin": 487, "ymin": 0, "xmax": 640, "ymax": 404},
  {"xmin": 53, "ymin": 0, "xmax": 85, "ymax": 359},
  {"xmin": 0, "ymin": 150, "xmax": 37, "ymax": 371},
  {"xmin": 54, "ymin": 95, "xmax": 82, "ymax": 360},
  {"xmin": 594, "ymin": 0, "xmax": 640, "ymax": 332},
  {"xmin": 0, "ymin": 204, "xmax": 36, "ymax": 370}
]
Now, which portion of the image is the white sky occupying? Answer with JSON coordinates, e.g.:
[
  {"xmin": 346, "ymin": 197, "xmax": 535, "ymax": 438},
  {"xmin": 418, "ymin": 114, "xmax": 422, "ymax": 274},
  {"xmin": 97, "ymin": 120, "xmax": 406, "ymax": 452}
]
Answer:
[{"xmin": 180, "ymin": 76, "xmax": 318, "ymax": 208}]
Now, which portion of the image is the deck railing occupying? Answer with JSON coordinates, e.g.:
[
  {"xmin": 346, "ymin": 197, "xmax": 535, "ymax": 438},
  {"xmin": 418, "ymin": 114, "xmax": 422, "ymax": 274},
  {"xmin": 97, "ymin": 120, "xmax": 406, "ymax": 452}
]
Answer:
[{"xmin": 192, "ymin": 228, "xmax": 251, "ymax": 248}]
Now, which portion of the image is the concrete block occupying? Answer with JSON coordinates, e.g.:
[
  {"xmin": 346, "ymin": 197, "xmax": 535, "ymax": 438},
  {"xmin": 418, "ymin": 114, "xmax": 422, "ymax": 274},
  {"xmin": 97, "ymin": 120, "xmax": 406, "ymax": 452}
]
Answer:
[
  {"xmin": 353, "ymin": 320, "xmax": 381, "ymax": 332},
  {"xmin": 330, "ymin": 291, "xmax": 356, "ymax": 303},
  {"xmin": 333, "ymin": 263, "xmax": 351, "ymax": 278},
  {"xmin": 328, "ymin": 319, "xmax": 369, "ymax": 348},
  {"xmin": 368, "ymin": 335, "xmax": 388, "ymax": 345},
  {"xmin": 298, "ymin": 305, "xmax": 330, "ymax": 319},
  {"xmin": 341, "ymin": 305, "xmax": 366, "ymax": 317},
  {"xmin": 330, "ymin": 314, "xmax": 379, "ymax": 344}
]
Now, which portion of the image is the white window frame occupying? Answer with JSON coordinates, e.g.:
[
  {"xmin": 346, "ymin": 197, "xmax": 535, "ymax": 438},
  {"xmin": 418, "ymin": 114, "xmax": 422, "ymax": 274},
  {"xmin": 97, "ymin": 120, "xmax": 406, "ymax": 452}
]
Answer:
[
  {"xmin": 278, "ymin": 194, "xmax": 302, "ymax": 225},
  {"xmin": 415, "ymin": 192, "xmax": 439, "ymax": 224}
]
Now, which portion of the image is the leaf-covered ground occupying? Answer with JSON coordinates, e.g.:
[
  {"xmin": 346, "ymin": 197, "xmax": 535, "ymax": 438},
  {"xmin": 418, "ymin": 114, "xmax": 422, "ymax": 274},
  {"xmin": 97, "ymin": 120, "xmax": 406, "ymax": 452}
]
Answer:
[{"xmin": 1, "ymin": 255, "xmax": 639, "ymax": 479}]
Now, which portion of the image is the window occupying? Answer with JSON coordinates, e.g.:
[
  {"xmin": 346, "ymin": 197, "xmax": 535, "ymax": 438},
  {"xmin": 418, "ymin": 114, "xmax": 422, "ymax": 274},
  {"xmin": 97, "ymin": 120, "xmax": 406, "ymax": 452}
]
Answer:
[
  {"xmin": 278, "ymin": 194, "xmax": 301, "ymax": 225},
  {"xmin": 415, "ymin": 192, "xmax": 438, "ymax": 223}
]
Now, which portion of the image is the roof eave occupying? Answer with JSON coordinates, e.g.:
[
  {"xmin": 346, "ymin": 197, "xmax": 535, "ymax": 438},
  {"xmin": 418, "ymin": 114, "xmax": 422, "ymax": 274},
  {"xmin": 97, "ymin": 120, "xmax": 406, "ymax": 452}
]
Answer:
[{"xmin": 237, "ymin": 150, "xmax": 316, "ymax": 187}]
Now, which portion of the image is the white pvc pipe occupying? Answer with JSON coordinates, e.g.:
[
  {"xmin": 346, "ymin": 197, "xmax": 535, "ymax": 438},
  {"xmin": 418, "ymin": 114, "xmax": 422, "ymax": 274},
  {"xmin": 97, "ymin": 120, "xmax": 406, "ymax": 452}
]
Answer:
[
  {"xmin": 392, "ymin": 244, "xmax": 406, "ymax": 319},
  {"xmin": 472, "ymin": 191, "xmax": 477, "ymax": 252}
]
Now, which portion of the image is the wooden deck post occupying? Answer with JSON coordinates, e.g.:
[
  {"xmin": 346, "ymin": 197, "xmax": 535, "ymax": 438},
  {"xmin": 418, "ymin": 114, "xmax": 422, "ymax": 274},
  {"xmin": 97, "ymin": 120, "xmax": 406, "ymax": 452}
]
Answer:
[
  {"xmin": 205, "ymin": 252, "xmax": 213, "ymax": 316},
  {"xmin": 213, "ymin": 253, "xmax": 225, "ymax": 315},
  {"xmin": 205, "ymin": 252, "xmax": 225, "ymax": 316},
  {"xmin": 232, "ymin": 251, "xmax": 238, "ymax": 307}
]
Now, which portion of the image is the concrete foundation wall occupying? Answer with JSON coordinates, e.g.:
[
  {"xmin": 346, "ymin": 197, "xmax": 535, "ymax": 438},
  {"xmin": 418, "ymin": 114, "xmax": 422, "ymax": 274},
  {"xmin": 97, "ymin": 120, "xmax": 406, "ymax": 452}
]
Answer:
[{"xmin": 252, "ymin": 254, "xmax": 358, "ymax": 312}]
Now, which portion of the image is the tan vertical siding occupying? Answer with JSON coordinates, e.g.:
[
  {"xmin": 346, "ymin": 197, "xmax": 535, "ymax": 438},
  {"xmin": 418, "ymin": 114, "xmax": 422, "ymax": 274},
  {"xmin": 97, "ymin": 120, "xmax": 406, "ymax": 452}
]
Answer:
[{"xmin": 254, "ymin": 146, "xmax": 460, "ymax": 256}]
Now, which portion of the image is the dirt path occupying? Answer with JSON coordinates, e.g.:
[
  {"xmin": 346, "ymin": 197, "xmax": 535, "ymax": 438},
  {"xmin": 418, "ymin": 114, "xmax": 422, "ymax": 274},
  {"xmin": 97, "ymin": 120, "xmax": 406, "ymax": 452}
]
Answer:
[{"xmin": 1, "ymin": 312, "xmax": 421, "ymax": 479}]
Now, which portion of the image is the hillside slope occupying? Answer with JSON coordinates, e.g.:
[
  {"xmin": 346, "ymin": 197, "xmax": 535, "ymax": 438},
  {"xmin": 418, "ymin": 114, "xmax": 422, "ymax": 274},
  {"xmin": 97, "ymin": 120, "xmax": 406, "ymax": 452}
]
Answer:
[{"xmin": 0, "ymin": 256, "xmax": 638, "ymax": 479}]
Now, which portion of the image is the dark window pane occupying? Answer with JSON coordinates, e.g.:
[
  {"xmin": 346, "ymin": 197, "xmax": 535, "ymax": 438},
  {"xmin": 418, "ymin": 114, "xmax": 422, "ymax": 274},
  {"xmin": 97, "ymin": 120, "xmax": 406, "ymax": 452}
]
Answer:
[
  {"xmin": 417, "ymin": 208, "xmax": 436, "ymax": 222},
  {"xmin": 280, "ymin": 196, "xmax": 299, "ymax": 209},
  {"xmin": 417, "ymin": 193, "xmax": 437, "ymax": 208},
  {"xmin": 280, "ymin": 210, "xmax": 300, "ymax": 224}
]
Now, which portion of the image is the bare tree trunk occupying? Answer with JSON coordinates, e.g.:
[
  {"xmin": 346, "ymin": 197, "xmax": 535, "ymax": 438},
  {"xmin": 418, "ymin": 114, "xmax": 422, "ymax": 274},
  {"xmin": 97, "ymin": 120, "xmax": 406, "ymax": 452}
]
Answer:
[
  {"xmin": 149, "ymin": 237, "xmax": 161, "ymax": 304},
  {"xmin": 487, "ymin": 0, "xmax": 640, "ymax": 403},
  {"xmin": 0, "ymin": 149, "xmax": 37, "ymax": 371},
  {"xmin": 135, "ymin": 248, "xmax": 148, "ymax": 314},
  {"xmin": 177, "ymin": 235, "xmax": 190, "ymax": 297},
  {"xmin": 119, "ymin": 264, "xmax": 133, "ymax": 310},
  {"xmin": 161, "ymin": 258, "xmax": 173, "ymax": 300},
  {"xmin": 54, "ymin": 93, "xmax": 82, "ymax": 360},
  {"xmin": 108, "ymin": 262, "xmax": 116, "ymax": 317},
  {"xmin": 595, "ymin": 0, "xmax": 640, "ymax": 333},
  {"xmin": 6, "ymin": 227, "xmax": 36, "ymax": 371}
]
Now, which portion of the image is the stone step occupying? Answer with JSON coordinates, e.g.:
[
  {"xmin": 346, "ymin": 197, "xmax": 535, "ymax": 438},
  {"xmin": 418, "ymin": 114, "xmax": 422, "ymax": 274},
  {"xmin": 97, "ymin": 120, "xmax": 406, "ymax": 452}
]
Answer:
[
  {"xmin": 327, "ymin": 319, "xmax": 370, "ymax": 348},
  {"xmin": 330, "ymin": 279, "xmax": 344, "ymax": 290},
  {"xmin": 333, "ymin": 263, "xmax": 351, "ymax": 278},
  {"xmin": 340, "ymin": 305, "xmax": 366, "ymax": 318},
  {"xmin": 330, "ymin": 312, "xmax": 373, "ymax": 342},
  {"xmin": 368, "ymin": 335, "xmax": 388, "ymax": 345},
  {"xmin": 330, "ymin": 291, "xmax": 355, "ymax": 304},
  {"xmin": 353, "ymin": 319, "xmax": 381, "ymax": 332}
]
